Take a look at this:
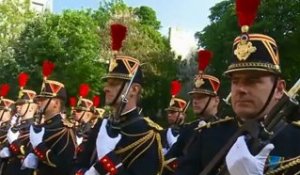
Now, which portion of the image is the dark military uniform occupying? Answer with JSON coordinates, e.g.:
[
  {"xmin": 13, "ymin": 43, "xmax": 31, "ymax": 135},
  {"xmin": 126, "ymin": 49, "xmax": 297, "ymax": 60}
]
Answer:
[
  {"xmin": 163, "ymin": 49, "xmax": 233, "ymax": 175},
  {"xmin": 24, "ymin": 60, "xmax": 77, "ymax": 175},
  {"xmin": 162, "ymin": 80, "xmax": 187, "ymax": 155},
  {"xmin": 175, "ymin": 118, "xmax": 237, "ymax": 175},
  {"xmin": 0, "ymin": 88, "xmax": 15, "ymax": 175},
  {"xmin": 75, "ymin": 23, "xmax": 163, "ymax": 175},
  {"xmin": 74, "ymin": 110, "xmax": 164, "ymax": 175},
  {"xmin": 5, "ymin": 74, "xmax": 37, "ymax": 175},
  {"xmin": 93, "ymin": 109, "xmax": 163, "ymax": 175},
  {"xmin": 265, "ymin": 122, "xmax": 300, "ymax": 174},
  {"xmin": 161, "ymin": 126, "xmax": 181, "ymax": 154},
  {"xmin": 72, "ymin": 119, "xmax": 101, "ymax": 174},
  {"xmin": 29, "ymin": 114, "xmax": 76, "ymax": 175},
  {"xmin": 220, "ymin": 0, "xmax": 300, "ymax": 173},
  {"xmin": 5, "ymin": 119, "xmax": 34, "ymax": 175},
  {"xmin": 0, "ymin": 121, "xmax": 10, "ymax": 174}
]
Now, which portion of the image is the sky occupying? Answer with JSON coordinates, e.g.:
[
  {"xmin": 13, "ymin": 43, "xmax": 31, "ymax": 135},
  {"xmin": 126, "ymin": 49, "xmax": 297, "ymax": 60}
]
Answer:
[{"xmin": 53, "ymin": 0, "xmax": 222, "ymax": 36}]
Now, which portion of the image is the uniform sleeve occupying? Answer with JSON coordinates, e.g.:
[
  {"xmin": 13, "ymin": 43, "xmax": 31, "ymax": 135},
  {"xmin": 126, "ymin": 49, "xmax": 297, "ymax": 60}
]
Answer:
[
  {"xmin": 72, "ymin": 120, "xmax": 102, "ymax": 174},
  {"xmin": 93, "ymin": 129, "xmax": 163, "ymax": 175},
  {"xmin": 9, "ymin": 139, "xmax": 27, "ymax": 157},
  {"xmin": 163, "ymin": 126, "xmax": 192, "ymax": 173},
  {"xmin": 33, "ymin": 127, "xmax": 76, "ymax": 173}
]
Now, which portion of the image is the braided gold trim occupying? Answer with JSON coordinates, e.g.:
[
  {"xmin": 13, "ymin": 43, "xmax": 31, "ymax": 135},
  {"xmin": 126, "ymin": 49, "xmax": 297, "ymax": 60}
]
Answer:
[
  {"xmin": 224, "ymin": 62, "xmax": 281, "ymax": 75},
  {"xmin": 194, "ymin": 116, "xmax": 234, "ymax": 131},
  {"xmin": 115, "ymin": 129, "xmax": 163, "ymax": 174},
  {"xmin": 46, "ymin": 149, "xmax": 56, "ymax": 167},
  {"xmin": 265, "ymin": 156, "xmax": 300, "ymax": 175},
  {"xmin": 102, "ymin": 73, "xmax": 132, "ymax": 80},
  {"xmin": 115, "ymin": 130, "xmax": 154, "ymax": 155},
  {"xmin": 188, "ymin": 89, "xmax": 216, "ymax": 96},
  {"xmin": 156, "ymin": 132, "xmax": 164, "ymax": 174}
]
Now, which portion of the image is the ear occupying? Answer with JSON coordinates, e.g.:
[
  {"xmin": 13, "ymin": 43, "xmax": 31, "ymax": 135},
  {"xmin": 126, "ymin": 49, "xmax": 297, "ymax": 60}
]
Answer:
[
  {"xmin": 274, "ymin": 79, "xmax": 286, "ymax": 100},
  {"xmin": 213, "ymin": 96, "xmax": 220, "ymax": 107},
  {"xmin": 130, "ymin": 83, "xmax": 141, "ymax": 96}
]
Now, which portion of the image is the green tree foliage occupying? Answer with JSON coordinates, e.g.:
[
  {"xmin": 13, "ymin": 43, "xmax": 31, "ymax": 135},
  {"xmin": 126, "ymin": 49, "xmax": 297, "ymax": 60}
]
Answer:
[
  {"xmin": 0, "ymin": 0, "xmax": 35, "ymax": 92},
  {"xmin": 196, "ymin": 0, "xmax": 300, "ymax": 95},
  {"xmin": 92, "ymin": 1, "xmax": 179, "ymax": 120},
  {"xmin": 8, "ymin": 0, "xmax": 179, "ymax": 122},
  {"xmin": 14, "ymin": 10, "xmax": 106, "ymax": 97},
  {"xmin": 134, "ymin": 6, "xmax": 161, "ymax": 30}
]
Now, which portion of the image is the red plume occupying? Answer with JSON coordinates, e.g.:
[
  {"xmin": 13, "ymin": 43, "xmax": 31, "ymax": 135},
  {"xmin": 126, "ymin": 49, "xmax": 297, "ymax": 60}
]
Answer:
[
  {"xmin": 93, "ymin": 95, "xmax": 100, "ymax": 107},
  {"xmin": 42, "ymin": 60, "xmax": 55, "ymax": 78},
  {"xmin": 236, "ymin": 0, "xmax": 261, "ymax": 27},
  {"xmin": 69, "ymin": 97, "xmax": 77, "ymax": 107},
  {"xmin": 198, "ymin": 50, "xmax": 213, "ymax": 72},
  {"xmin": 79, "ymin": 84, "xmax": 90, "ymax": 97},
  {"xmin": 18, "ymin": 72, "xmax": 29, "ymax": 88},
  {"xmin": 111, "ymin": 23, "xmax": 127, "ymax": 51},
  {"xmin": 170, "ymin": 80, "xmax": 181, "ymax": 97},
  {"xmin": 0, "ymin": 84, "xmax": 10, "ymax": 97}
]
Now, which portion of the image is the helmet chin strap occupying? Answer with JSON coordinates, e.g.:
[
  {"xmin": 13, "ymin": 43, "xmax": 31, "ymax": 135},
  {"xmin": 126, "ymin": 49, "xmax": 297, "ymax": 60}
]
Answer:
[
  {"xmin": 35, "ymin": 98, "xmax": 52, "ymax": 124},
  {"xmin": 110, "ymin": 81, "xmax": 127, "ymax": 107},
  {"xmin": 198, "ymin": 96, "xmax": 212, "ymax": 117},
  {"xmin": 78, "ymin": 111, "xmax": 86, "ymax": 124},
  {"xmin": 254, "ymin": 77, "xmax": 279, "ymax": 119},
  {"xmin": 19, "ymin": 102, "xmax": 31, "ymax": 118},
  {"xmin": 0, "ymin": 110, "xmax": 5, "ymax": 122}
]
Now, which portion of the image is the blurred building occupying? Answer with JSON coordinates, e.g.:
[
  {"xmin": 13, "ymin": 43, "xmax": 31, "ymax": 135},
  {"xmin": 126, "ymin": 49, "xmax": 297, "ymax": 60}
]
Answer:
[
  {"xmin": 0, "ymin": 0, "xmax": 52, "ymax": 13},
  {"xmin": 168, "ymin": 27, "xmax": 198, "ymax": 61},
  {"xmin": 30, "ymin": 0, "xmax": 52, "ymax": 13}
]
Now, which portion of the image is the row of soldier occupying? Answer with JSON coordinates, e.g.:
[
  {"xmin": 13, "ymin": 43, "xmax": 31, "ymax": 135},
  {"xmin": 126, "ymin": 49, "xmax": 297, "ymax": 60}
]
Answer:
[{"xmin": 0, "ymin": 0, "xmax": 300, "ymax": 174}]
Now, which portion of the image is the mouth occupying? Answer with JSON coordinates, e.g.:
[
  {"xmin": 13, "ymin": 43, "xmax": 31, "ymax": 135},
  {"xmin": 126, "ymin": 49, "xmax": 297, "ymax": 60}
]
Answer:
[{"xmin": 235, "ymin": 100, "xmax": 252, "ymax": 106}]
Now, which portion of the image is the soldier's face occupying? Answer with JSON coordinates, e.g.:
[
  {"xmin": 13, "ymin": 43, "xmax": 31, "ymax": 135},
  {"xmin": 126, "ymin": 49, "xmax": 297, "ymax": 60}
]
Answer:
[
  {"xmin": 36, "ymin": 97, "xmax": 49, "ymax": 111},
  {"xmin": 191, "ymin": 94, "xmax": 214, "ymax": 116},
  {"xmin": 167, "ymin": 110, "xmax": 180, "ymax": 125},
  {"xmin": 103, "ymin": 78, "xmax": 125, "ymax": 106},
  {"xmin": 74, "ymin": 110, "xmax": 92, "ymax": 123},
  {"xmin": 230, "ymin": 71, "xmax": 285, "ymax": 120}
]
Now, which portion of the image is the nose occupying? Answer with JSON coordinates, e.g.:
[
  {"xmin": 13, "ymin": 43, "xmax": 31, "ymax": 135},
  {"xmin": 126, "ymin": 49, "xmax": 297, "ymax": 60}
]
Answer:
[
  {"xmin": 233, "ymin": 82, "xmax": 247, "ymax": 95},
  {"xmin": 16, "ymin": 105, "xmax": 21, "ymax": 111},
  {"xmin": 103, "ymin": 85, "xmax": 109, "ymax": 93}
]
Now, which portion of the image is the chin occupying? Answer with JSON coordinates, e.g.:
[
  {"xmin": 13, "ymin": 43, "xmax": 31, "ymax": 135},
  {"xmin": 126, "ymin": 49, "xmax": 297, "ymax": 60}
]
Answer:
[{"xmin": 235, "ymin": 110, "xmax": 257, "ymax": 120}]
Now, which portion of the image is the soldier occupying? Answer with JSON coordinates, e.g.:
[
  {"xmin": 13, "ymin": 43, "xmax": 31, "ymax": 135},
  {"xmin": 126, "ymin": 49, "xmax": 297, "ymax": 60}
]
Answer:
[
  {"xmin": 0, "ymin": 84, "xmax": 15, "ymax": 174},
  {"xmin": 21, "ymin": 60, "xmax": 76, "ymax": 175},
  {"xmin": 81, "ymin": 23, "xmax": 163, "ymax": 175},
  {"xmin": 163, "ymin": 50, "xmax": 237, "ymax": 175},
  {"xmin": 73, "ymin": 84, "xmax": 104, "ymax": 157},
  {"xmin": 162, "ymin": 80, "xmax": 187, "ymax": 155},
  {"xmin": 225, "ymin": 0, "xmax": 300, "ymax": 174},
  {"xmin": 4, "ymin": 72, "xmax": 38, "ymax": 175}
]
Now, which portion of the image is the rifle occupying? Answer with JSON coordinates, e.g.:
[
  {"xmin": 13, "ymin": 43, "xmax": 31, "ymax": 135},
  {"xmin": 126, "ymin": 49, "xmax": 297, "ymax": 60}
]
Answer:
[
  {"xmin": 200, "ymin": 78, "xmax": 300, "ymax": 175},
  {"xmin": 216, "ymin": 93, "xmax": 235, "ymax": 119}
]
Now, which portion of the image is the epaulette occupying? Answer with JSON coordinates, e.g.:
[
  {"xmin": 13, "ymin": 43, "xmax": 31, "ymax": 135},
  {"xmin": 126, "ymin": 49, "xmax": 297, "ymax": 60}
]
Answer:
[
  {"xmin": 62, "ymin": 118, "xmax": 75, "ymax": 128},
  {"xmin": 194, "ymin": 116, "xmax": 234, "ymax": 131},
  {"xmin": 184, "ymin": 119, "xmax": 200, "ymax": 126},
  {"xmin": 144, "ymin": 117, "xmax": 163, "ymax": 131},
  {"xmin": 291, "ymin": 120, "xmax": 300, "ymax": 128}
]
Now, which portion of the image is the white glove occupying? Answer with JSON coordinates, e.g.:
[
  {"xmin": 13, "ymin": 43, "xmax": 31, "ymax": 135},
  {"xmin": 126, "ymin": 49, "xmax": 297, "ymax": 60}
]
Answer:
[
  {"xmin": 21, "ymin": 153, "xmax": 38, "ymax": 169},
  {"xmin": 76, "ymin": 136, "xmax": 83, "ymax": 145},
  {"xmin": 10, "ymin": 114, "xmax": 18, "ymax": 126},
  {"xmin": 166, "ymin": 128, "xmax": 179, "ymax": 147},
  {"xmin": 29, "ymin": 125, "xmax": 45, "ymax": 148},
  {"xmin": 96, "ymin": 119, "xmax": 121, "ymax": 159},
  {"xmin": 84, "ymin": 166, "xmax": 99, "ymax": 175},
  {"xmin": 0, "ymin": 147, "xmax": 11, "ymax": 158},
  {"xmin": 226, "ymin": 135, "xmax": 274, "ymax": 175},
  {"xmin": 7, "ymin": 127, "xmax": 20, "ymax": 144},
  {"xmin": 162, "ymin": 148, "xmax": 169, "ymax": 155}
]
